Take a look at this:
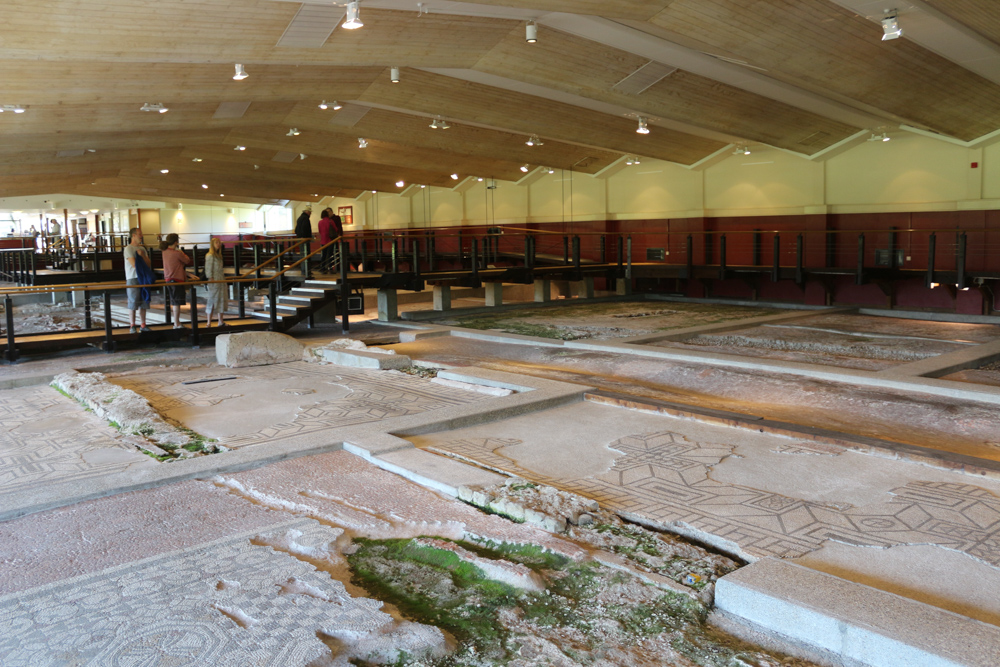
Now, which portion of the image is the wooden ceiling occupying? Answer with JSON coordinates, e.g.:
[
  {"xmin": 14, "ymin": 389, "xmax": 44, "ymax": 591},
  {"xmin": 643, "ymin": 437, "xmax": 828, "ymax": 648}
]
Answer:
[{"xmin": 0, "ymin": 0, "xmax": 998, "ymax": 203}]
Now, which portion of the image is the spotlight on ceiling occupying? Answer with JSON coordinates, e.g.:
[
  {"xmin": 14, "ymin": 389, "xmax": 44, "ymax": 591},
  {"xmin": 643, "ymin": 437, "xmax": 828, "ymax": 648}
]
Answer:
[
  {"xmin": 318, "ymin": 101, "xmax": 328, "ymax": 110},
  {"xmin": 233, "ymin": 64, "xmax": 248, "ymax": 80},
  {"xmin": 235, "ymin": 145, "xmax": 246, "ymax": 151},
  {"xmin": 732, "ymin": 144, "xmax": 751, "ymax": 155},
  {"xmin": 881, "ymin": 11, "xmax": 902, "ymax": 41},
  {"xmin": 450, "ymin": 173, "xmax": 459, "ymax": 180},
  {"xmin": 332, "ymin": 101, "xmax": 343, "ymax": 110},
  {"xmin": 476, "ymin": 177, "xmax": 484, "ymax": 182},
  {"xmin": 420, "ymin": 184, "xmax": 426, "ymax": 188},
  {"xmin": 343, "ymin": 1, "xmax": 363, "ymax": 29},
  {"xmin": 396, "ymin": 180, "xmax": 405, "ymax": 188},
  {"xmin": 526, "ymin": 21, "xmax": 537, "ymax": 43},
  {"xmin": 625, "ymin": 155, "xmax": 641, "ymax": 165},
  {"xmin": 0, "ymin": 105, "xmax": 27, "ymax": 113},
  {"xmin": 636, "ymin": 117, "xmax": 650, "ymax": 135},
  {"xmin": 546, "ymin": 167, "xmax": 555, "ymax": 174},
  {"xmin": 160, "ymin": 169, "xmax": 170, "ymax": 174},
  {"xmin": 192, "ymin": 157, "xmax": 203, "ymax": 162},
  {"xmin": 525, "ymin": 134, "xmax": 543, "ymax": 147},
  {"xmin": 286, "ymin": 128, "xmax": 300, "ymax": 136},
  {"xmin": 867, "ymin": 131, "xmax": 891, "ymax": 143},
  {"xmin": 299, "ymin": 153, "xmax": 307, "ymax": 160},
  {"xmin": 390, "ymin": 66, "xmax": 400, "ymax": 83},
  {"xmin": 429, "ymin": 117, "xmax": 451, "ymax": 130},
  {"xmin": 140, "ymin": 102, "xmax": 168, "ymax": 113},
  {"xmin": 358, "ymin": 137, "xmax": 368, "ymax": 148},
  {"xmin": 520, "ymin": 164, "xmax": 530, "ymax": 173},
  {"xmin": 202, "ymin": 184, "xmax": 209, "ymax": 189}
]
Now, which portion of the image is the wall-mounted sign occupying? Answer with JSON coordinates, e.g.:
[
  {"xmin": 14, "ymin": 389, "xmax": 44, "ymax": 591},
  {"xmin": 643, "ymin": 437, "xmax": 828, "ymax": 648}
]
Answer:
[
  {"xmin": 238, "ymin": 221, "xmax": 252, "ymax": 229},
  {"xmin": 338, "ymin": 206, "xmax": 353, "ymax": 226}
]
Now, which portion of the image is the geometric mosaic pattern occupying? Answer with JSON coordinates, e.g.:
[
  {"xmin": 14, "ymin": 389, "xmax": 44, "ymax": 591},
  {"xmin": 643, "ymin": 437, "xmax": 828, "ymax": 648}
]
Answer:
[
  {"xmin": 0, "ymin": 519, "xmax": 426, "ymax": 667},
  {"xmin": 434, "ymin": 432, "xmax": 1000, "ymax": 567},
  {"xmin": 0, "ymin": 385, "xmax": 152, "ymax": 493},
  {"xmin": 111, "ymin": 362, "xmax": 488, "ymax": 448}
]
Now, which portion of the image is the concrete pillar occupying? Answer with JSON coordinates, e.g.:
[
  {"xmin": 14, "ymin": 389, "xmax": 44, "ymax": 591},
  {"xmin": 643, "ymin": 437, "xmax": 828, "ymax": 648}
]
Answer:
[
  {"xmin": 432, "ymin": 285, "xmax": 451, "ymax": 311},
  {"xmin": 534, "ymin": 279, "xmax": 551, "ymax": 303},
  {"xmin": 485, "ymin": 282, "xmax": 503, "ymax": 307},
  {"xmin": 616, "ymin": 277, "xmax": 632, "ymax": 296},
  {"xmin": 572, "ymin": 277, "xmax": 595, "ymax": 299},
  {"xmin": 377, "ymin": 288, "xmax": 398, "ymax": 321}
]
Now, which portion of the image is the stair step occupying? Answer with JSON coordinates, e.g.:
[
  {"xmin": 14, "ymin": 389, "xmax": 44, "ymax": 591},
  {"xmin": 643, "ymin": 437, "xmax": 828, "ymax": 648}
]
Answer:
[
  {"xmin": 304, "ymin": 280, "xmax": 339, "ymax": 288},
  {"xmin": 250, "ymin": 311, "xmax": 290, "ymax": 321},
  {"xmin": 279, "ymin": 295, "xmax": 318, "ymax": 304},
  {"xmin": 290, "ymin": 288, "xmax": 327, "ymax": 296}
]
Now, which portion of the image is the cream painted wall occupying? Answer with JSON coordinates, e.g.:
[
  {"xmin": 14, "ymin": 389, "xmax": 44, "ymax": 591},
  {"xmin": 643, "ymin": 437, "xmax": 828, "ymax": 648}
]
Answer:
[
  {"xmin": 983, "ymin": 142, "xmax": 1000, "ymax": 201},
  {"xmin": 704, "ymin": 146, "xmax": 825, "ymax": 215},
  {"xmin": 159, "ymin": 205, "xmax": 262, "ymax": 240},
  {"xmin": 826, "ymin": 134, "xmax": 973, "ymax": 210},
  {"xmin": 608, "ymin": 161, "xmax": 702, "ymax": 219}
]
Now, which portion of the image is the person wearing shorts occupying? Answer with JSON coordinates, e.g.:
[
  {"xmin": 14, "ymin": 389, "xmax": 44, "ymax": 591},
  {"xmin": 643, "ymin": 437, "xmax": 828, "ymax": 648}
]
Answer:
[
  {"xmin": 123, "ymin": 227, "xmax": 150, "ymax": 333},
  {"xmin": 160, "ymin": 233, "xmax": 192, "ymax": 329}
]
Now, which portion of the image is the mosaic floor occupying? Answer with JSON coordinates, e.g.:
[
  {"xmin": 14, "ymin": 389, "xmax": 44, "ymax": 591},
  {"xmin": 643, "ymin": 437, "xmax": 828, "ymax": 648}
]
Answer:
[
  {"xmin": 108, "ymin": 362, "xmax": 489, "ymax": 448},
  {"xmin": 422, "ymin": 406, "xmax": 1000, "ymax": 567},
  {"xmin": 0, "ymin": 384, "xmax": 155, "ymax": 494}
]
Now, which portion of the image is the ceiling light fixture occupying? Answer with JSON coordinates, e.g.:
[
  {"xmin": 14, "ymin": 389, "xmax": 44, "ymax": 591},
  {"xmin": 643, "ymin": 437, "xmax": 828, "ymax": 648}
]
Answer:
[
  {"xmin": 525, "ymin": 134, "xmax": 543, "ymax": 147},
  {"xmin": 390, "ymin": 66, "xmax": 400, "ymax": 83},
  {"xmin": 332, "ymin": 101, "xmax": 343, "ymax": 110},
  {"xmin": 732, "ymin": 144, "xmax": 751, "ymax": 155},
  {"xmin": 140, "ymin": 103, "xmax": 168, "ymax": 113},
  {"xmin": 636, "ymin": 117, "xmax": 650, "ymax": 135},
  {"xmin": 429, "ymin": 117, "xmax": 450, "ymax": 130},
  {"xmin": 526, "ymin": 21, "xmax": 537, "ymax": 43},
  {"xmin": 299, "ymin": 153, "xmax": 307, "ymax": 160},
  {"xmin": 233, "ymin": 64, "xmax": 248, "ymax": 80},
  {"xmin": 476, "ymin": 177, "xmax": 484, "ymax": 182},
  {"xmin": 396, "ymin": 180, "xmax": 405, "ymax": 187},
  {"xmin": 625, "ymin": 155, "xmax": 641, "ymax": 165},
  {"xmin": 160, "ymin": 169, "xmax": 170, "ymax": 174},
  {"xmin": 520, "ymin": 164, "xmax": 530, "ymax": 173},
  {"xmin": 450, "ymin": 173, "xmax": 459, "ymax": 180},
  {"xmin": 867, "ymin": 131, "xmax": 891, "ymax": 143},
  {"xmin": 881, "ymin": 11, "xmax": 903, "ymax": 41},
  {"xmin": 546, "ymin": 167, "xmax": 555, "ymax": 174},
  {"xmin": 235, "ymin": 145, "xmax": 246, "ymax": 151},
  {"xmin": 287, "ymin": 128, "xmax": 300, "ymax": 136},
  {"xmin": 343, "ymin": 1, "xmax": 363, "ymax": 29},
  {"xmin": 358, "ymin": 137, "xmax": 368, "ymax": 148},
  {"xmin": 192, "ymin": 157, "xmax": 203, "ymax": 162},
  {"xmin": 202, "ymin": 184, "xmax": 209, "ymax": 189},
  {"xmin": 0, "ymin": 105, "xmax": 27, "ymax": 113},
  {"xmin": 86, "ymin": 149, "xmax": 96, "ymax": 153},
  {"xmin": 318, "ymin": 101, "xmax": 329, "ymax": 110}
]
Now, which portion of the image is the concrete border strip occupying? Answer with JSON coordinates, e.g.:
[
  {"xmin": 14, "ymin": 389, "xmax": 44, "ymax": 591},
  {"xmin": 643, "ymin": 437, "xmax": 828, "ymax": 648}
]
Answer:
[
  {"xmin": 621, "ymin": 306, "xmax": 857, "ymax": 344},
  {"xmin": 879, "ymin": 339, "xmax": 1000, "ymax": 378}
]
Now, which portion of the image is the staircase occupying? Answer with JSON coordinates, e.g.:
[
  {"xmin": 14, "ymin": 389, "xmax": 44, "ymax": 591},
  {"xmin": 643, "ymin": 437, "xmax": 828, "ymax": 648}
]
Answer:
[{"xmin": 250, "ymin": 278, "xmax": 358, "ymax": 330}]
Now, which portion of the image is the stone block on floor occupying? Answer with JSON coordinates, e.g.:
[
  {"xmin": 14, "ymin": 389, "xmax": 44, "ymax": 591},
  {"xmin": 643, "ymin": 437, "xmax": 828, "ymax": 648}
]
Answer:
[
  {"xmin": 216, "ymin": 331, "xmax": 304, "ymax": 368},
  {"xmin": 320, "ymin": 348, "xmax": 412, "ymax": 369}
]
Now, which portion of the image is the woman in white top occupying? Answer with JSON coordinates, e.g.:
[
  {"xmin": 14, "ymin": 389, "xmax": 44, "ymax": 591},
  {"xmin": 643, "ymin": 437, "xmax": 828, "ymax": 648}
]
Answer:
[{"xmin": 203, "ymin": 237, "xmax": 228, "ymax": 327}]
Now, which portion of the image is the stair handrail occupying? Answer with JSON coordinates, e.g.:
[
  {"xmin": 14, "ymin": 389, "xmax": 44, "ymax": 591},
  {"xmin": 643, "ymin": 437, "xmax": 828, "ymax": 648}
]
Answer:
[{"xmin": 268, "ymin": 235, "xmax": 344, "ymax": 282}]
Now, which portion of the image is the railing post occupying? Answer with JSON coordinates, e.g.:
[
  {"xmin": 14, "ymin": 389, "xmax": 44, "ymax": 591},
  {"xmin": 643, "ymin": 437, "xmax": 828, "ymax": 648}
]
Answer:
[
  {"xmin": 102, "ymin": 290, "xmax": 115, "ymax": 353},
  {"xmin": 524, "ymin": 236, "xmax": 532, "ymax": 269},
  {"xmin": 84, "ymin": 290, "xmax": 92, "ymax": 329},
  {"xmin": 626, "ymin": 236, "xmax": 632, "ymax": 280},
  {"xmin": 529, "ymin": 236, "xmax": 536, "ymax": 270},
  {"xmin": 340, "ymin": 241, "xmax": 350, "ymax": 333},
  {"xmin": 471, "ymin": 239, "xmax": 479, "ymax": 280},
  {"xmin": 428, "ymin": 236, "xmax": 435, "ymax": 272},
  {"xmin": 600, "ymin": 235, "xmax": 607, "ymax": 264},
  {"xmin": 234, "ymin": 243, "xmax": 242, "ymax": 276},
  {"xmin": 238, "ymin": 280, "xmax": 246, "ymax": 319},
  {"xmin": 926, "ymin": 233, "xmax": 936, "ymax": 288},
  {"xmin": 572, "ymin": 236, "xmax": 581, "ymax": 269},
  {"xmin": 956, "ymin": 232, "xmax": 967, "ymax": 289},
  {"xmin": 189, "ymin": 284, "xmax": 200, "ymax": 347},
  {"xmin": 412, "ymin": 239, "xmax": 420, "ymax": 277},
  {"xmin": 856, "ymin": 233, "xmax": 865, "ymax": 285},
  {"xmin": 275, "ymin": 248, "xmax": 284, "ymax": 293},
  {"xmin": 254, "ymin": 244, "xmax": 262, "ymax": 288},
  {"xmin": 686, "ymin": 235, "xmax": 693, "ymax": 280},
  {"xmin": 360, "ymin": 239, "xmax": 368, "ymax": 272},
  {"xmin": 163, "ymin": 286, "xmax": 172, "ymax": 325},
  {"xmin": 771, "ymin": 234, "xmax": 780, "ymax": 282},
  {"xmin": 795, "ymin": 234, "xmax": 804, "ymax": 284},
  {"xmin": 268, "ymin": 281, "xmax": 278, "ymax": 331},
  {"xmin": 719, "ymin": 234, "xmax": 727, "ymax": 280},
  {"xmin": 3, "ymin": 295, "xmax": 17, "ymax": 362},
  {"xmin": 391, "ymin": 239, "xmax": 399, "ymax": 273},
  {"xmin": 753, "ymin": 229, "xmax": 762, "ymax": 267},
  {"xmin": 563, "ymin": 236, "xmax": 569, "ymax": 264},
  {"xmin": 888, "ymin": 226, "xmax": 898, "ymax": 270},
  {"xmin": 192, "ymin": 244, "xmax": 200, "ymax": 279}
]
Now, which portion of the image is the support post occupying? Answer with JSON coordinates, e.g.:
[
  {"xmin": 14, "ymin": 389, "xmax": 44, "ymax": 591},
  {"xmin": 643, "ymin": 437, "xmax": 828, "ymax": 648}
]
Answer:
[
  {"xmin": 164, "ymin": 286, "xmax": 172, "ymax": 325},
  {"xmin": 534, "ymin": 278, "xmax": 550, "ymax": 303},
  {"xmin": 686, "ymin": 235, "xmax": 693, "ymax": 280},
  {"xmin": 524, "ymin": 236, "xmax": 531, "ymax": 269},
  {"xmin": 956, "ymin": 232, "xmax": 967, "ymax": 289},
  {"xmin": 572, "ymin": 236, "xmax": 581, "ymax": 269},
  {"xmin": 471, "ymin": 239, "xmax": 479, "ymax": 280},
  {"xmin": 391, "ymin": 239, "xmax": 399, "ymax": 273},
  {"xmin": 3, "ymin": 295, "xmax": 17, "ymax": 362},
  {"xmin": 84, "ymin": 290, "xmax": 92, "ymax": 329},
  {"xmin": 926, "ymin": 233, "xmax": 937, "ymax": 288},
  {"xmin": 626, "ymin": 236, "xmax": 632, "ymax": 280},
  {"xmin": 772, "ymin": 234, "xmax": 780, "ymax": 282},
  {"xmin": 795, "ymin": 234, "xmax": 804, "ymax": 285},
  {"xmin": 856, "ymin": 233, "xmax": 865, "ymax": 285},
  {"xmin": 563, "ymin": 236, "xmax": 569, "ymax": 264},
  {"xmin": 719, "ymin": 234, "xmax": 727, "ymax": 280},
  {"xmin": 485, "ymin": 282, "xmax": 503, "ymax": 307},
  {"xmin": 377, "ymin": 288, "xmax": 398, "ymax": 321},
  {"xmin": 340, "ymin": 241, "xmax": 350, "ymax": 333},
  {"xmin": 412, "ymin": 239, "xmax": 420, "ymax": 277},
  {"xmin": 101, "ymin": 291, "xmax": 114, "ymax": 353},
  {"xmin": 238, "ymin": 280, "xmax": 246, "ymax": 319},
  {"xmin": 433, "ymin": 285, "xmax": 451, "ymax": 311},
  {"xmin": 269, "ymin": 281, "xmax": 278, "ymax": 331},
  {"xmin": 189, "ymin": 284, "xmax": 200, "ymax": 347}
]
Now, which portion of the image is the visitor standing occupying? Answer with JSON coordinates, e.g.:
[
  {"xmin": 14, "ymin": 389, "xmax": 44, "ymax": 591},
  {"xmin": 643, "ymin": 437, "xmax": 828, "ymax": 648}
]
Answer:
[
  {"xmin": 318, "ymin": 210, "xmax": 335, "ymax": 271},
  {"xmin": 123, "ymin": 227, "xmax": 151, "ymax": 333},
  {"xmin": 159, "ymin": 233, "xmax": 192, "ymax": 329},
  {"xmin": 294, "ymin": 206, "xmax": 313, "ymax": 260},
  {"xmin": 48, "ymin": 219, "xmax": 61, "ymax": 249},
  {"xmin": 203, "ymin": 237, "xmax": 228, "ymax": 327}
]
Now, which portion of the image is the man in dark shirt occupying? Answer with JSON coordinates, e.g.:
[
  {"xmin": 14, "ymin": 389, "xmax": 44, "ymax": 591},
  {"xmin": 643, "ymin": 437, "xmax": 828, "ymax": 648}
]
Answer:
[{"xmin": 294, "ymin": 207, "xmax": 313, "ymax": 263}]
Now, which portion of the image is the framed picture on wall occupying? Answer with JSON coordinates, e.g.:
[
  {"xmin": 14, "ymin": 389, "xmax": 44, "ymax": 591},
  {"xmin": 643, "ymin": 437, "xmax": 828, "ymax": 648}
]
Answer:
[{"xmin": 338, "ymin": 206, "xmax": 353, "ymax": 226}]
